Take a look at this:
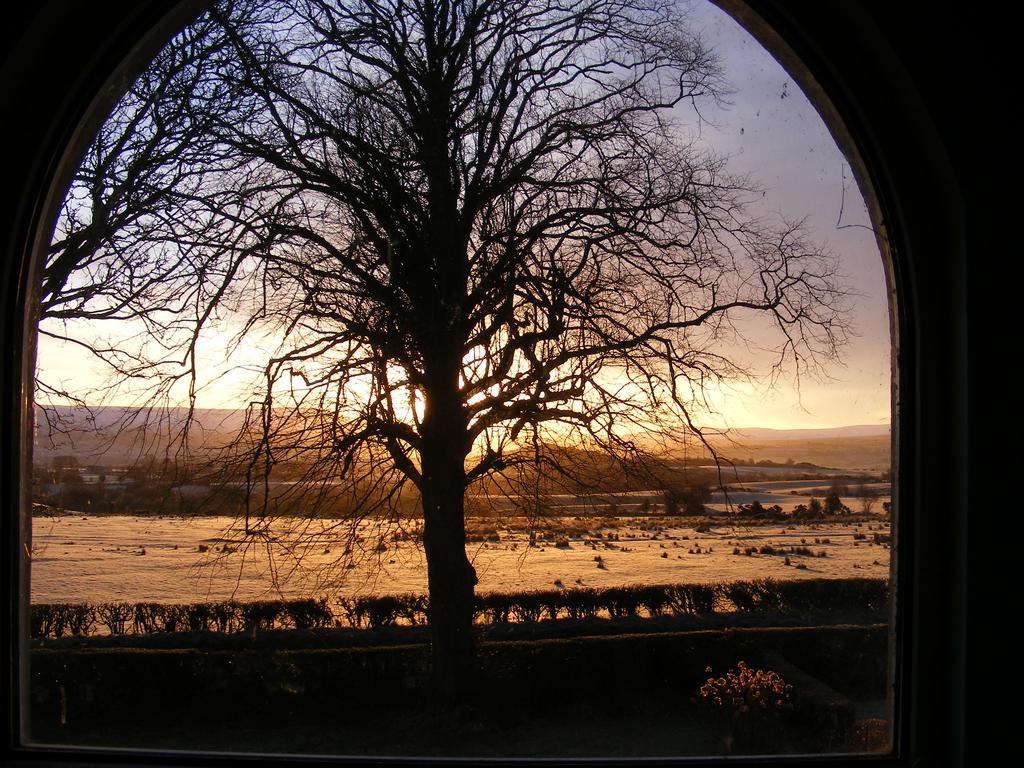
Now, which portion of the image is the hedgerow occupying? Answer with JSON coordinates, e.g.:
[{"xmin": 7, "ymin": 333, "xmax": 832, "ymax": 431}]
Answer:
[{"xmin": 29, "ymin": 578, "xmax": 888, "ymax": 638}]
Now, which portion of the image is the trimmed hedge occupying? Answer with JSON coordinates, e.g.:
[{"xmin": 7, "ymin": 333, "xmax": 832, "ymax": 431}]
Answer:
[
  {"xmin": 30, "ymin": 624, "xmax": 889, "ymax": 743},
  {"xmin": 29, "ymin": 578, "xmax": 888, "ymax": 638}
]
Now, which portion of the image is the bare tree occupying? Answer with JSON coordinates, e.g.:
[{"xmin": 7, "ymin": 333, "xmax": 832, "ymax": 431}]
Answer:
[
  {"xmin": 37, "ymin": 13, "xmax": 264, "ymax": 460},
  {"xmin": 40, "ymin": 0, "xmax": 849, "ymax": 705},
  {"xmin": 856, "ymin": 484, "xmax": 879, "ymax": 515}
]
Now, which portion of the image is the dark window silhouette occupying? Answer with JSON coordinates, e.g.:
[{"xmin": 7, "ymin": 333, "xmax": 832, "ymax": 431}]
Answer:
[{"xmin": 0, "ymin": 3, "xmax": 966, "ymax": 765}]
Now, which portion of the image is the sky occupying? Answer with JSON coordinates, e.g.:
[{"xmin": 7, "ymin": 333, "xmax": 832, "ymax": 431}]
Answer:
[
  {"xmin": 35, "ymin": 0, "xmax": 892, "ymax": 433},
  {"xmin": 661, "ymin": 0, "xmax": 891, "ymax": 430}
]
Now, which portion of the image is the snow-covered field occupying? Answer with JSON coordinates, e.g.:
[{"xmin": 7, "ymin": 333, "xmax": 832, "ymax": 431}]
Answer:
[
  {"xmin": 705, "ymin": 482, "xmax": 890, "ymax": 514},
  {"xmin": 467, "ymin": 482, "xmax": 890, "ymax": 516},
  {"xmin": 30, "ymin": 513, "xmax": 891, "ymax": 604}
]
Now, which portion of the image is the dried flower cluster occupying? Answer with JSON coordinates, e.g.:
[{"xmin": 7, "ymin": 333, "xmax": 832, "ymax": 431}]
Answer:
[{"xmin": 697, "ymin": 661, "xmax": 794, "ymax": 716}]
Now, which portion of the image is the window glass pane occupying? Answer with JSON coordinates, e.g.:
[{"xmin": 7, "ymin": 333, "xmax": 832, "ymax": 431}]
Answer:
[{"xmin": 29, "ymin": 0, "xmax": 893, "ymax": 757}]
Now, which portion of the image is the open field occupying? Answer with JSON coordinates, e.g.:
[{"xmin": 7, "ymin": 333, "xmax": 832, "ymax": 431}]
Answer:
[
  {"xmin": 706, "ymin": 434, "xmax": 890, "ymax": 472},
  {"xmin": 31, "ymin": 512, "xmax": 891, "ymax": 605}
]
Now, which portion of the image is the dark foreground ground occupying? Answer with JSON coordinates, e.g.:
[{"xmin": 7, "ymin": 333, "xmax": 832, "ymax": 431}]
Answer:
[
  {"xmin": 32, "ymin": 707, "xmax": 890, "ymax": 759},
  {"xmin": 27, "ymin": 622, "xmax": 891, "ymax": 759}
]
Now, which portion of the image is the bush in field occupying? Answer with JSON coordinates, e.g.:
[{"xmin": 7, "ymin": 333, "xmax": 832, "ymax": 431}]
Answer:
[
  {"xmin": 601, "ymin": 587, "xmax": 640, "ymax": 619},
  {"xmin": 210, "ymin": 601, "xmax": 241, "ymax": 633},
  {"xmin": 43, "ymin": 604, "xmax": 68, "ymax": 637},
  {"xmin": 828, "ymin": 480, "xmax": 850, "ymax": 498},
  {"xmin": 824, "ymin": 492, "xmax": 850, "ymax": 515},
  {"xmin": 159, "ymin": 604, "xmax": 188, "ymax": 633},
  {"xmin": 550, "ymin": 588, "xmax": 596, "ymax": 620},
  {"xmin": 696, "ymin": 661, "xmax": 795, "ymax": 748},
  {"xmin": 792, "ymin": 497, "xmax": 824, "ymax": 519},
  {"xmin": 182, "ymin": 603, "xmax": 214, "ymax": 633},
  {"xmin": 662, "ymin": 482, "xmax": 711, "ymax": 516},
  {"xmin": 508, "ymin": 592, "xmax": 545, "ymax": 624},
  {"xmin": 697, "ymin": 661, "xmax": 794, "ymax": 715},
  {"xmin": 856, "ymin": 485, "xmax": 879, "ymax": 514},
  {"xmin": 665, "ymin": 584, "xmax": 718, "ymax": 615},
  {"xmin": 478, "ymin": 593, "xmax": 514, "ymax": 624},
  {"xmin": 723, "ymin": 580, "xmax": 783, "ymax": 612},
  {"xmin": 396, "ymin": 594, "xmax": 429, "ymax": 626},
  {"xmin": 96, "ymin": 602, "xmax": 133, "ymax": 634},
  {"xmin": 62, "ymin": 603, "xmax": 96, "ymax": 636},
  {"xmin": 332, "ymin": 597, "xmax": 357, "ymax": 628},
  {"xmin": 283, "ymin": 598, "xmax": 334, "ymax": 629},
  {"xmin": 30, "ymin": 605, "xmax": 54, "ymax": 638},
  {"xmin": 636, "ymin": 585, "xmax": 670, "ymax": 617},
  {"xmin": 529, "ymin": 591, "xmax": 558, "ymax": 621},
  {"xmin": 737, "ymin": 500, "xmax": 784, "ymax": 519},
  {"xmin": 239, "ymin": 601, "xmax": 282, "ymax": 632},
  {"xmin": 133, "ymin": 603, "xmax": 164, "ymax": 634},
  {"xmin": 31, "ymin": 603, "xmax": 95, "ymax": 637},
  {"xmin": 355, "ymin": 595, "xmax": 405, "ymax": 628}
]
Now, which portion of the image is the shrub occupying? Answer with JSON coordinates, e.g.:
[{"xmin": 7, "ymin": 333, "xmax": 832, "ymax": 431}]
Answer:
[
  {"xmin": 665, "ymin": 584, "xmax": 717, "ymax": 615},
  {"xmin": 723, "ymin": 580, "xmax": 783, "ymax": 612},
  {"xmin": 133, "ymin": 603, "xmax": 164, "ymax": 634},
  {"xmin": 32, "ymin": 603, "xmax": 95, "ymax": 637},
  {"xmin": 538, "ymin": 591, "xmax": 562, "ymax": 621},
  {"xmin": 508, "ymin": 592, "xmax": 545, "ymax": 624},
  {"xmin": 210, "ymin": 601, "xmax": 241, "ymax": 633},
  {"xmin": 184, "ymin": 602, "xmax": 214, "ymax": 633},
  {"xmin": 478, "ymin": 593, "xmax": 513, "ymax": 624},
  {"xmin": 561, "ymin": 588, "xmax": 602, "ymax": 619},
  {"xmin": 335, "ymin": 597, "xmax": 360, "ymax": 628},
  {"xmin": 30, "ymin": 604, "xmax": 55, "ymax": 638},
  {"xmin": 64, "ymin": 603, "xmax": 96, "ymax": 635},
  {"xmin": 284, "ymin": 598, "xmax": 334, "ymax": 629},
  {"xmin": 395, "ymin": 594, "xmax": 429, "ymax": 626},
  {"xmin": 356, "ymin": 595, "xmax": 404, "ymax": 628},
  {"xmin": 696, "ymin": 660, "xmax": 795, "ymax": 749},
  {"xmin": 96, "ymin": 602, "xmax": 133, "ymax": 635},
  {"xmin": 159, "ymin": 604, "xmax": 188, "ymax": 633},
  {"xmin": 697, "ymin": 661, "xmax": 794, "ymax": 716},
  {"xmin": 636, "ymin": 585, "xmax": 670, "ymax": 616},
  {"xmin": 737, "ymin": 501, "xmax": 784, "ymax": 519},
  {"xmin": 240, "ymin": 601, "xmax": 282, "ymax": 632},
  {"xmin": 662, "ymin": 482, "xmax": 711, "ymax": 516},
  {"xmin": 824, "ymin": 492, "xmax": 850, "ymax": 515},
  {"xmin": 593, "ymin": 587, "xmax": 620, "ymax": 618}
]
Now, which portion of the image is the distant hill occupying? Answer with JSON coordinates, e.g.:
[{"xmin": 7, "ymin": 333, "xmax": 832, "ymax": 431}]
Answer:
[
  {"xmin": 33, "ymin": 405, "xmax": 247, "ymax": 466},
  {"xmin": 33, "ymin": 405, "xmax": 891, "ymax": 471},
  {"xmin": 707, "ymin": 426, "xmax": 890, "ymax": 471},
  {"xmin": 728, "ymin": 424, "xmax": 890, "ymax": 441}
]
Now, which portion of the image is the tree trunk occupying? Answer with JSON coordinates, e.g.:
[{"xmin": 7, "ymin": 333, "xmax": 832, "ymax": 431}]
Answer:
[{"xmin": 419, "ymin": 376, "xmax": 477, "ymax": 709}]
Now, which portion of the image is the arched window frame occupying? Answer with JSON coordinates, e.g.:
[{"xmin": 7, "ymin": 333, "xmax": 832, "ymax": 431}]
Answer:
[{"xmin": 0, "ymin": 2, "xmax": 971, "ymax": 764}]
